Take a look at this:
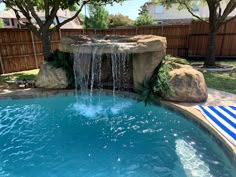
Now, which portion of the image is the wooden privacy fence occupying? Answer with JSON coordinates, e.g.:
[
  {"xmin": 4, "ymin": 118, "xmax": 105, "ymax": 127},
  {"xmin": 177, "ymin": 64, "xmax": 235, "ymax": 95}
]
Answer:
[
  {"xmin": 0, "ymin": 21, "xmax": 236, "ymax": 74},
  {"xmin": 188, "ymin": 21, "xmax": 236, "ymax": 57}
]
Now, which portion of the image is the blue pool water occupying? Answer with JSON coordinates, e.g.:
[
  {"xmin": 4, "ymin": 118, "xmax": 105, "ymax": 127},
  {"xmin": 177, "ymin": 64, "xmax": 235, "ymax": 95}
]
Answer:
[{"xmin": 0, "ymin": 95, "xmax": 235, "ymax": 177}]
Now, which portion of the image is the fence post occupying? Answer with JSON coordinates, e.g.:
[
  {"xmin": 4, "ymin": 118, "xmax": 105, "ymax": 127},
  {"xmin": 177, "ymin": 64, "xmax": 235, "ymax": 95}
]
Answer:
[
  {"xmin": 30, "ymin": 31, "xmax": 39, "ymax": 69},
  {"xmin": 0, "ymin": 53, "xmax": 5, "ymax": 74}
]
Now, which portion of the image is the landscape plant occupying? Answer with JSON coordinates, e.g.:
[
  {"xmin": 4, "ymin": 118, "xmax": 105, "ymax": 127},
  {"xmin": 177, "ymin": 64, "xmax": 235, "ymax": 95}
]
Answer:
[
  {"xmin": 134, "ymin": 12, "xmax": 155, "ymax": 26},
  {"xmin": 85, "ymin": 4, "xmax": 109, "ymax": 29},
  {"xmin": 48, "ymin": 49, "xmax": 74, "ymax": 88},
  {"xmin": 137, "ymin": 55, "xmax": 190, "ymax": 105},
  {"xmin": 108, "ymin": 13, "xmax": 133, "ymax": 28}
]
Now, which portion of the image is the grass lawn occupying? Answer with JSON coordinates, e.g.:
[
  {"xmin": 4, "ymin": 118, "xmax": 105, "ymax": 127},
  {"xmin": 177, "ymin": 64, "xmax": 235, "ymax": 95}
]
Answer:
[
  {"xmin": 0, "ymin": 69, "xmax": 39, "ymax": 82},
  {"xmin": 190, "ymin": 60, "xmax": 236, "ymax": 94},
  {"xmin": 203, "ymin": 72, "xmax": 236, "ymax": 94}
]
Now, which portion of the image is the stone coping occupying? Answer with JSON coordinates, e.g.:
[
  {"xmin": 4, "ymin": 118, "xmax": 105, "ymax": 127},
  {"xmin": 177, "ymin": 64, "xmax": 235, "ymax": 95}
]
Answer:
[
  {"xmin": 0, "ymin": 88, "xmax": 235, "ymax": 166},
  {"xmin": 59, "ymin": 35, "xmax": 167, "ymax": 54}
]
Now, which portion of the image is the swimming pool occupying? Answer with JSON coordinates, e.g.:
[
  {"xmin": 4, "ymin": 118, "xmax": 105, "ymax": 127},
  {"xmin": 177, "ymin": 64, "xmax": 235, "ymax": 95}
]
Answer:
[{"xmin": 0, "ymin": 94, "xmax": 235, "ymax": 177}]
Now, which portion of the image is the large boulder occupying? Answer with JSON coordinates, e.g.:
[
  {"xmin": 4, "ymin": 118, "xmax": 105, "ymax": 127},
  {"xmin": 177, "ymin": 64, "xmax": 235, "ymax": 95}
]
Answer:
[
  {"xmin": 35, "ymin": 62, "xmax": 68, "ymax": 89},
  {"xmin": 161, "ymin": 63, "xmax": 208, "ymax": 102}
]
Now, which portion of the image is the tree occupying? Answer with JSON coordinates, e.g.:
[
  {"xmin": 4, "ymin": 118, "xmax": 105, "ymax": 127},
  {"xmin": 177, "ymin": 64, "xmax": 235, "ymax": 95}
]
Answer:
[
  {"xmin": 138, "ymin": 2, "xmax": 149, "ymax": 15},
  {"xmin": 85, "ymin": 4, "xmax": 109, "ymax": 29},
  {"xmin": 153, "ymin": 0, "xmax": 236, "ymax": 67},
  {"xmin": 108, "ymin": 13, "xmax": 133, "ymax": 28},
  {"xmin": 135, "ymin": 12, "xmax": 155, "ymax": 26},
  {"xmin": 1, "ymin": 0, "xmax": 124, "ymax": 60}
]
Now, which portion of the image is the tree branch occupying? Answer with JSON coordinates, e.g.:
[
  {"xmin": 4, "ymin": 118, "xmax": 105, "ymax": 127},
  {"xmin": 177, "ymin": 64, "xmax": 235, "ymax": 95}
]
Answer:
[
  {"xmin": 220, "ymin": 0, "xmax": 236, "ymax": 22},
  {"xmin": 50, "ymin": 1, "xmax": 87, "ymax": 32},
  {"xmin": 12, "ymin": 8, "xmax": 41, "ymax": 38},
  {"xmin": 223, "ymin": 15, "xmax": 236, "ymax": 24},
  {"xmin": 177, "ymin": 0, "xmax": 208, "ymax": 23},
  {"xmin": 44, "ymin": 0, "xmax": 50, "ymax": 18},
  {"xmin": 24, "ymin": 0, "xmax": 43, "ymax": 27},
  {"xmin": 15, "ymin": 0, "xmax": 32, "ymax": 21},
  {"xmin": 45, "ymin": 0, "xmax": 61, "ymax": 27}
]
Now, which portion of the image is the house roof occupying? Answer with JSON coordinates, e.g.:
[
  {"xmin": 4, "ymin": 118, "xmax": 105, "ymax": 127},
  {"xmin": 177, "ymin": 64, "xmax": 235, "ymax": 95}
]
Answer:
[
  {"xmin": 0, "ymin": 8, "xmax": 83, "ymax": 29},
  {"xmin": 0, "ymin": 9, "xmax": 16, "ymax": 18},
  {"xmin": 61, "ymin": 21, "xmax": 83, "ymax": 29},
  {"xmin": 0, "ymin": 9, "xmax": 77, "ymax": 19}
]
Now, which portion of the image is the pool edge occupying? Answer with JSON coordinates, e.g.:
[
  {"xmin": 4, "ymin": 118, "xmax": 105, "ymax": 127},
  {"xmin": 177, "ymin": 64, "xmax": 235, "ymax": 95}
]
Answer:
[{"xmin": 160, "ymin": 100, "xmax": 236, "ymax": 167}]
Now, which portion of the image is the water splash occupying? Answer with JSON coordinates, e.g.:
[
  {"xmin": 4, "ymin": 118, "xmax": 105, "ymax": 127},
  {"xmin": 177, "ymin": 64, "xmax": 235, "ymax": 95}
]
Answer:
[{"xmin": 68, "ymin": 96, "xmax": 132, "ymax": 119}]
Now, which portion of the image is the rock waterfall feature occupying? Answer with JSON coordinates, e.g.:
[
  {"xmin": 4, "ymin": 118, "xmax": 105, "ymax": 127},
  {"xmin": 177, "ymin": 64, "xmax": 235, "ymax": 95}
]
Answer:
[{"xmin": 59, "ymin": 35, "xmax": 167, "ymax": 90}]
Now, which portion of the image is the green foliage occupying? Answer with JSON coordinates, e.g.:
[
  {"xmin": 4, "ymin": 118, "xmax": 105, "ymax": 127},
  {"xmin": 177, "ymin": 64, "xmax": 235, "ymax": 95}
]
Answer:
[
  {"xmin": 137, "ymin": 56, "xmax": 173, "ymax": 105},
  {"xmin": 68, "ymin": 4, "xmax": 79, "ymax": 11},
  {"xmin": 134, "ymin": 12, "xmax": 155, "ymax": 26},
  {"xmin": 85, "ymin": 4, "xmax": 109, "ymax": 29},
  {"xmin": 152, "ymin": 60, "xmax": 173, "ymax": 95},
  {"xmin": 47, "ymin": 49, "xmax": 74, "ymax": 88},
  {"xmin": 136, "ymin": 78, "xmax": 160, "ymax": 106},
  {"xmin": 164, "ymin": 55, "xmax": 189, "ymax": 65},
  {"xmin": 108, "ymin": 13, "xmax": 133, "ymax": 28},
  {"xmin": 0, "ymin": 69, "xmax": 39, "ymax": 81},
  {"xmin": 203, "ymin": 72, "xmax": 236, "ymax": 94},
  {"xmin": 138, "ymin": 2, "xmax": 149, "ymax": 15},
  {"xmin": 0, "ymin": 19, "xmax": 4, "ymax": 28}
]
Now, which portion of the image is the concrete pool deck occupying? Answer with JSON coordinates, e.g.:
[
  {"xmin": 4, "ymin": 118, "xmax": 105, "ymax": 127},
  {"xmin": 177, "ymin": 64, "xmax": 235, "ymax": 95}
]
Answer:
[{"xmin": 0, "ymin": 87, "xmax": 235, "ymax": 164}]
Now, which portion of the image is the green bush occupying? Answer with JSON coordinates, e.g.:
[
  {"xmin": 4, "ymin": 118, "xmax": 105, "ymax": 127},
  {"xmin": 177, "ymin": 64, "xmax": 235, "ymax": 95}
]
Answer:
[
  {"xmin": 137, "ymin": 56, "xmax": 173, "ymax": 105},
  {"xmin": 134, "ymin": 12, "xmax": 155, "ymax": 26},
  {"xmin": 165, "ymin": 55, "xmax": 189, "ymax": 65},
  {"xmin": 108, "ymin": 14, "xmax": 133, "ymax": 28},
  {"xmin": 47, "ymin": 49, "xmax": 74, "ymax": 88}
]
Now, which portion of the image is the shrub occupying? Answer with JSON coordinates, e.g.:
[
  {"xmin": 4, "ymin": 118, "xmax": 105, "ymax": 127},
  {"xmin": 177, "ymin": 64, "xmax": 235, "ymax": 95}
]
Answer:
[
  {"xmin": 134, "ymin": 12, "xmax": 155, "ymax": 26},
  {"xmin": 108, "ymin": 14, "xmax": 133, "ymax": 28},
  {"xmin": 137, "ymin": 55, "xmax": 176, "ymax": 105},
  {"xmin": 47, "ymin": 49, "xmax": 74, "ymax": 88}
]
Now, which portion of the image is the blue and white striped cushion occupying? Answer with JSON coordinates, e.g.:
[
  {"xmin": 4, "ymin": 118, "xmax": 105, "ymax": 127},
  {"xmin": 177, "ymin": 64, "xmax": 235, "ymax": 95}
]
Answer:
[{"xmin": 195, "ymin": 106, "xmax": 236, "ymax": 146}]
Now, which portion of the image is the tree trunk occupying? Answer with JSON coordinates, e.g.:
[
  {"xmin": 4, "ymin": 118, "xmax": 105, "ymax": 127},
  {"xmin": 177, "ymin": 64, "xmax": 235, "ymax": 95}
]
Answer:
[
  {"xmin": 41, "ymin": 29, "xmax": 52, "ymax": 60},
  {"xmin": 205, "ymin": 26, "xmax": 217, "ymax": 67},
  {"xmin": 204, "ymin": 4, "xmax": 219, "ymax": 67}
]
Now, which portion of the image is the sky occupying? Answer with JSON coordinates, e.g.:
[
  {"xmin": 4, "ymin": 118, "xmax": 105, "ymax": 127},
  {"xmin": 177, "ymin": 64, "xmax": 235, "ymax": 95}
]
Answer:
[
  {"xmin": 105, "ymin": 0, "xmax": 148, "ymax": 20},
  {"xmin": 0, "ymin": 0, "xmax": 148, "ymax": 20}
]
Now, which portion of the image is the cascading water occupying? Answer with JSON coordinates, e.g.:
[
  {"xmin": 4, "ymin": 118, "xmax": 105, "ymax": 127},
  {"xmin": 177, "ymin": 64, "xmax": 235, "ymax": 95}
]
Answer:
[
  {"xmin": 72, "ymin": 44, "xmax": 131, "ymax": 119},
  {"xmin": 111, "ymin": 52, "xmax": 130, "ymax": 95},
  {"xmin": 73, "ymin": 43, "xmax": 130, "ymax": 106}
]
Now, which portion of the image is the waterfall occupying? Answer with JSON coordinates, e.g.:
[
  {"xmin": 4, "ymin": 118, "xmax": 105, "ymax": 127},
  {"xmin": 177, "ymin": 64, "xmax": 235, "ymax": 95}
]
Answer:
[
  {"xmin": 111, "ymin": 52, "xmax": 130, "ymax": 95},
  {"xmin": 73, "ymin": 44, "xmax": 130, "ymax": 101}
]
